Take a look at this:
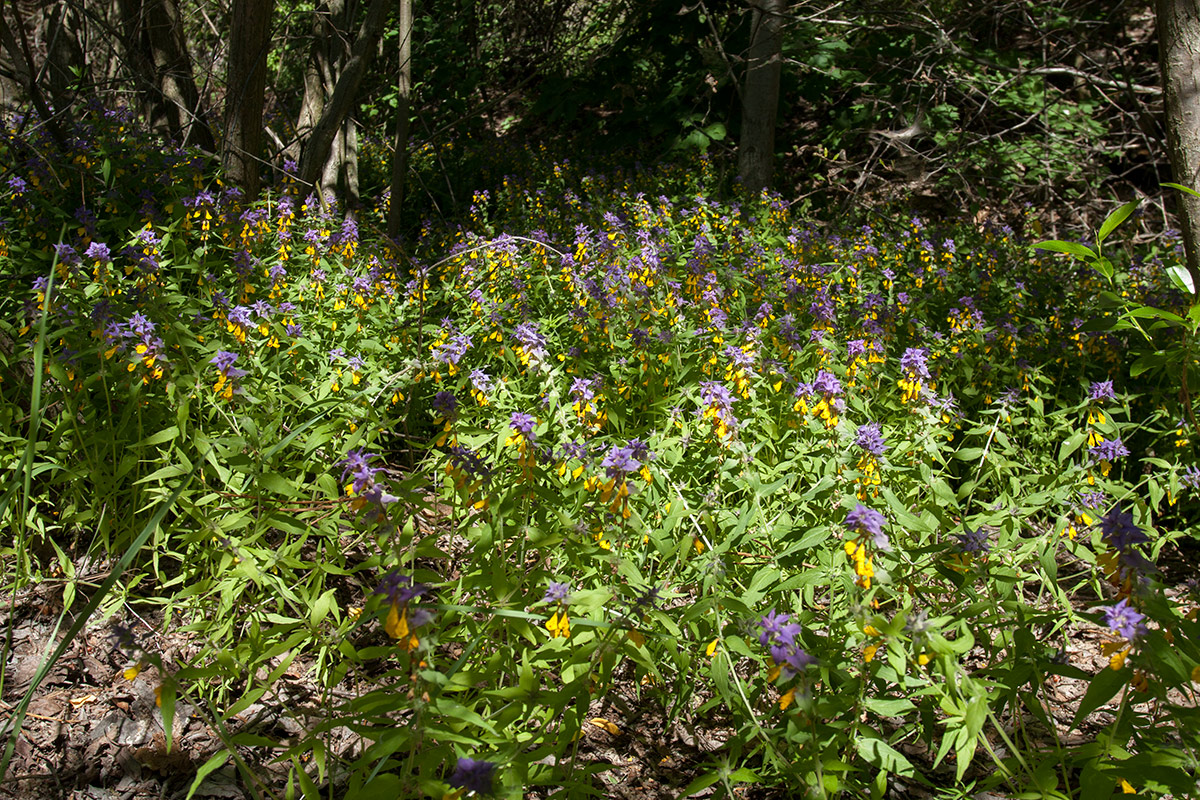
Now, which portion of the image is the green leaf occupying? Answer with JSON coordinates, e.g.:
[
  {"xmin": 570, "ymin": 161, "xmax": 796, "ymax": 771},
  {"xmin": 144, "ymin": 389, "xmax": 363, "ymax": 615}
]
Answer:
[
  {"xmin": 855, "ymin": 735, "xmax": 915, "ymax": 777},
  {"xmin": 186, "ymin": 750, "xmax": 231, "ymax": 800},
  {"xmin": 1072, "ymin": 666, "xmax": 1130, "ymax": 729},
  {"xmin": 678, "ymin": 771, "xmax": 721, "ymax": 796},
  {"xmin": 292, "ymin": 756, "xmax": 321, "ymax": 799},
  {"xmin": 727, "ymin": 767, "xmax": 760, "ymax": 783},
  {"xmin": 1096, "ymin": 200, "xmax": 1138, "ymax": 246},
  {"xmin": 1126, "ymin": 305, "xmax": 1185, "ymax": 324},
  {"xmin": 1167, "ymin": 264, "xmax": 1196, "ymax": 295},
  {"xmin": 864, "ymin": 697, "xmax": 916, "ymax": 716},
  {"xmin": 310, "ymin": 588, "xmax": 337, "ymax": 627},
  {"xmin": 345, "ymin": 774, "xmax": 402, "ymax": 800},
  {"xmin": 1163, "ymin": 181, "xmax": 1200, "ymax": 200},
  {"xmin": 1130, "ymin": 351, "xmax": 1170, "ymax": 377},
  {"xmin": 160, "ymin": 680, "xmax": 177, "ymax": 751},
  {"xmin": 259, "ymin": 472, "xmax": 300, "ymax": 497},
  {"xmin": 1033, "ymin": 240, "xmax": 1096, "ymax": 260},
  {"xmin": 134, "ymin": 463, "xmax": 189, "ymax": 484},
  {"xmin": 1059, "ymin": 431, "xmax": 1086, "ymax": 462},
  {"xmin": 135, "ymin": 426, "xmax": 180, "ymax": 447}
]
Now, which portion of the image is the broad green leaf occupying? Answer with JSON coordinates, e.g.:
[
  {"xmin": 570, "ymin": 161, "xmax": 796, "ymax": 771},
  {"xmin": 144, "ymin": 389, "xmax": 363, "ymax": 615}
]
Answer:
[
  {"xmin": 1163, "ymin": 181, "xmax": 1200, "ymax": 199},
  {"xmin": 134, "ymin": 463, "xmax": 188, "ymax": 484},
  {"xmin": 1072, "ymin": 666, "xmax": 1130, "ymax": 729},
  {"xmin": 678, "ymin": 772, "xmax": 721, "ymax": 797},
  {"xmin": 1033, "ymin": 240, "xmax": 1096, "ymax": 260},
  {"xmin": 159, "ymin": 680, "xmax": 177, "ymax": 751},
  {"xmin": 1126, "ymin": 305, "xmax": 1185, "ymax": 324},
  {"xmin": 1096, "ymin": 200, "xmax": 1138, "ymax": 245},
  {"xmin": 1168, "ymin": 264, "xmax": 1196, "ymax": 295},
  {"xmin": 185, "ymin": 750, "xmax": 231, "ymax": 800},
  {"xmin": 346, "ymin": 774, "xmax": 402, "ymax": 800},
  {"xmin": 1059, "ymin": 431, "xmax": 1086, "ymax": 462},
  {"xmin": 310, "ymin": 588, "xmax": 337, "ymax": 627},
  {"xmin": 135, "ymin": 426, "xmax": 180, "ymax": 447},
  {"xmin": 1130, "ymin": 351, "xmax": 1169, "ymax": 377},
  {"xmin": 856, "ymin": 735, "xmax": 915, "ymax": 777},
  {"xmin": 259, "ymin": 471, "xmax": 300, "ymax": 497}
]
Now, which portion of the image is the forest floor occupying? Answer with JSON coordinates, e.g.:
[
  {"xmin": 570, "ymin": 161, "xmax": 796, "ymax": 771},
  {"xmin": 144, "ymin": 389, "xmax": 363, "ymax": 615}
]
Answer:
[{"xmin": 2, "ymin": 538, "xmax": 1196, "ymax": 800}]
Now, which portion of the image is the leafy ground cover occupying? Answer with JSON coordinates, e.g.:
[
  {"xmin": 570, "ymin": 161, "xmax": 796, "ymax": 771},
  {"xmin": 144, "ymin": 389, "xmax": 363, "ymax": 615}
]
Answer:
[{"xmin": 2, "ymin": 110, "xmax": 1200, "ymax": 799}]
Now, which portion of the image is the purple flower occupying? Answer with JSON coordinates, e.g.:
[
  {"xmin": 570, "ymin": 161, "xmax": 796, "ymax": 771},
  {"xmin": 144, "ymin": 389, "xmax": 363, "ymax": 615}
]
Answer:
[
  {"xmin": 1090, "ymin": 438, "xmax": 1129, "ymax": 464},
  {"xmin": 433, "ymin": 333, "xmax": 472, "ymax": 366},
  {"xmin": 769, "ymin": 643, "xmax": 816, "ymax": 676},
  {"xmin": 602, "ymin": 444, "xmax": 642, "ymax": 479},
  {"xmin": 1100, "ymin": 598, "xmax": 1146, "ymax": 641},
  {"xmin": 700, "ymin": 381, "xmax": 734, "ymax": 411},
  {"xmin": 449, "ymin": 757, "xmax": 496, "ymax": 795},
  {"xmin": 469, "ymin": 368, "xmax": 493, "ymax": 393},
  {"xmin": 757, "ymin": 610, "xmax": 815, "ymax": 678},
  {"xmin": 900, "ymin": 347, "xmax": 931, "ymax": 379},
  {"xmin": 811, "ymin": 370, "xmax": 842, "ymax": 397},
  {"xmin": 509, "ymin": 412, "xmax": 537, "ymax": 442},
  {"xmin": 446, "ymin": 445, "xmax": 492, "ymax": 483},
  {"xmin": 1098, "ymin": 509, "xmax": 1149, "ymax": 552},
  {"xmin": 513, "ymin": 321, "xmax": 547, "ymax": 359},
  {"xmin": 226, "ymin": 305, "xmax": 253, "ymax": 328},
  {"xmin": 1182, "ymin": 465, "xmax": 1200, "ymax": 491},
  {"xmin": 953, "ymin": 527, "xmax": 990, "ymax": 554},
  {"xmin": 374, "ymin": 570, "xmax": 429, "ymax": 605},
  {"xmin": 542, "ymin": 582, "xmax": 571, "ymax": 604},
  {"xmin": 85, "ymin": 242, "xmax": 111, "ymax": 263},
  {"xmin": 54, "ymin": 243, "xmax": 80, "ymax": 265},
  {"xmin": 340, "ymin": 448, "xmax": 384, "ymax": 495},
  {"xmin": 854, "ymin": 423, "xmax": 887, "ymax": 456},
  {"xmin": 757, "ymin": 609, "xmax": 802, "ymax": 647},
  {"xmin": 432, "ymin": 391, "xmax": 458, "ymax": 421},
  {"xmin": 210, "ymin": 351, "xmax": 247, "ymax": 378},
  {"xmin": 571, "ymin": 376, "xmax": 600, "ymax": 403},
  {"xmin": 1089, "ymin": 380, "xmax": 1117, "ymax": 402},
  {"xmin": 845, "ymin": 505, "xmax": 888, "ymax": 549}
]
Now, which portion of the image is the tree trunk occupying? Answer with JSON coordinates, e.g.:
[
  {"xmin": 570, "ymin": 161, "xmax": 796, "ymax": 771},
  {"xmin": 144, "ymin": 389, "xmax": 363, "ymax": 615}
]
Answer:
[
  {"xmin": 385, "ymin": 0, "xmax": 413, "ymax": 238},
  {"xmin": 1159, "ymin": 0, "xmax": 1200, "ymax": 296},
  {"xmin": 222, "ymin": 0, "xmax": 275, "ymax": 197},
  {"xmin": 738, "ymin": 0, "xmax": 783, "ymax": 196},
  {"xmin": 42, "ymin": 0, "xmax": 85, "ymax": 113},
  {"xmin": 0, "ymin": 0, "xmax": 66, "ymax": 148},
  {"xmin": 343, "ymin": 115, "xmax": 359, "ymax": 208},
  {"xmin": 321, "ymin": 120, "xmax": 343, "ymax": 198},
  {"xmin": 286, "ymin": 25, "xmax": 330, "ymax": 166},
  {"xmin": 119, "ymin": 0, "xmax": 215, "ymax": 151},
  {"xmin": 296, "ymin": 0, "xmax": 389, "ymax": 192}
]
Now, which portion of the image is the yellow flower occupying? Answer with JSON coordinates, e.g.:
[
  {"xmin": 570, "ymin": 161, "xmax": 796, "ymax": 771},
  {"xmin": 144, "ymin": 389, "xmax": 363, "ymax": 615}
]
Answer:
[
  {"xmin": 384, "ymin": 602, "xmax": 419, "ymax": 651},
  {"xmin": 546, "ymin": 611, "xmax": 571, "ymax": 639}
]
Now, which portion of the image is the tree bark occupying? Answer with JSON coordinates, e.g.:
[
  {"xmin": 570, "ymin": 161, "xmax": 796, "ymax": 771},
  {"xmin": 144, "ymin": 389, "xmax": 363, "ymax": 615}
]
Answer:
[
  {"xmin": 222, "ymin": 0, "xmax": 275, "ymax": 197},
  {"xmin": 0, "ymin": 0, "xmax": 66, "ymax": 148},
  {"xmin": 342, "ymin": 115, "xmax": 359, "ymax": 207},
  {"xmin": 1159, "ymin": 0, "xmax": 1200, "ymax": 296},
  {"xmin": 738, "ymin": 0, "xmax": 783, "ymax": 196},
  {"xmin": 42, "ymin": 0, "xmax": 85, "ymax": 114},
  {"xmin": 296, "ymin": 0, "xmax": 390, "ymax": 193},
  {"xmin": 119, "ymin": 0, "xmax": 215, "ymax": 151},
  {"xmin": 386, "ymin": 0, "xmax": 413, "ymax": 238},
  {"xmin": 286, "ymin": 8, "xmax": 332, "ymax": 167}
]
